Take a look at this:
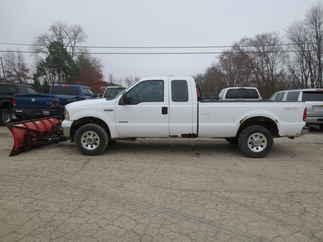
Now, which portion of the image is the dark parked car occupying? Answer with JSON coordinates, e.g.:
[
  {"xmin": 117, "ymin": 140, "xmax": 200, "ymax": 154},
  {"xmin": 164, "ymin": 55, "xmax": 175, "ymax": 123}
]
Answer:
[
  {"xmin": 49, "ymin": 84, "xmax": 97, "ymax": 104},
  {"xmin": 1, "ymin": 84, "xmax": 66, "ymax": 121}
]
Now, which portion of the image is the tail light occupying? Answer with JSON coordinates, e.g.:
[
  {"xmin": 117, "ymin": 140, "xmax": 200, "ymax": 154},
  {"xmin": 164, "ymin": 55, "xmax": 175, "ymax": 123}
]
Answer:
[
  {"xmin": 303, "ymin": 107, "xmax": 307, "ymax": 121},
  {"xmin": 196, "ymin": 86, "xmax": 201, "ymax": 98},
  {"xmin": 12, "ymin": 98, "xmax": 16, "ymax": 107}
]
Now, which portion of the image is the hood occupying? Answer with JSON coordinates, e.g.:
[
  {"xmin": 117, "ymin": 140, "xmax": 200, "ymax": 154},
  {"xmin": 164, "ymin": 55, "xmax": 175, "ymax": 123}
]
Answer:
[
  {"xmin": 49, "ymin": 94, "xmax": 78, "ymax": 99},
  {"xmin": 66, "ymin": 98, "xmax": 114, "ymax": 112}
]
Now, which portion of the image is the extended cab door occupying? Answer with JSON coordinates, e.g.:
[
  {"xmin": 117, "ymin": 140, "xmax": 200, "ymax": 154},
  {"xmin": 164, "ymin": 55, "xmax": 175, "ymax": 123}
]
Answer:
[
  {"xmin": 115, "ymin": 79, "xmax": 169, "ymax": 137},
  {"xmin": 168, "ymin": 78, "xmax": 197, "ymax": 136}
]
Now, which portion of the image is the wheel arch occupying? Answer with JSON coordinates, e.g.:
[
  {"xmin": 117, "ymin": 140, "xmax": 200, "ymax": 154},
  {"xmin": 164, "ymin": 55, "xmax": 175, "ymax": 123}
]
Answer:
[
  {"xmin": 70, "ymin": 117, "xmax": 111, "ymax": 142},
  {"xmin": 236, "ymin": 116, "xmax": 279, "ymax": 137}
]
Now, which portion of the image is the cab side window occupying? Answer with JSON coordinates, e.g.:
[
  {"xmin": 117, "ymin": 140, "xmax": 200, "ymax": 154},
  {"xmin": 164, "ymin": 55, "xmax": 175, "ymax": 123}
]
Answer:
[
  {"xmin": 171, "ymin": 80, "xmax": 188, "ymax": 102},
  {"xmin": 126, "ymin": 80, "xmax": 164, "ymax": 104}
]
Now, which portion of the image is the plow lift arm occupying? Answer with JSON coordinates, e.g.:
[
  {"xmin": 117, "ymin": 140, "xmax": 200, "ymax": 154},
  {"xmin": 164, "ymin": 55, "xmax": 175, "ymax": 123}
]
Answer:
[{"xmin": 6, "ymin": 117, "xmax": 66, "ymax": 156}]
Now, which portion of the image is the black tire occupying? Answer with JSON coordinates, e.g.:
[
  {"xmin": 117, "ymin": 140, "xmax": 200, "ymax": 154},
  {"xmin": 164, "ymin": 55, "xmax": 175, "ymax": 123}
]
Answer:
[
  {"xmin": 225, "ymin": 137, "xmax": 238, "ymax": 145},
  {"xmin": 319, "ymin": 124, "xmax": 323, "ymax": 131},
  {"xmin": 75, "ymin": 123, "xmax": 109, "ymax": 155},
  {"xmin": 0, "ymin": 110, "xmax": 12, "ymax": 124},
  {"xmin": 238, "ymin": 125, "xmax": 273, "ymax": 158}
]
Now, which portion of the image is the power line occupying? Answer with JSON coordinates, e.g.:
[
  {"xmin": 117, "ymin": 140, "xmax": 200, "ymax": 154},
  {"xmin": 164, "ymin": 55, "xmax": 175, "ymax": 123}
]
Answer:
[
  {"xmin": 0, "ymin": 49, "xmax": 316, "ymax": 55},
  {"xmin": 0, "ymin": 41, "xmax": 315, "ymax": 49}
]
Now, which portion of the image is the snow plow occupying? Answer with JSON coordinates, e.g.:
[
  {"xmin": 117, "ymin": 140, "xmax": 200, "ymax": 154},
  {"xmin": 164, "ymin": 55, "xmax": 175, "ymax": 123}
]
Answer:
[{"xmin": 6, "ymin": 117, "xmax": 66, "ymax": 156}]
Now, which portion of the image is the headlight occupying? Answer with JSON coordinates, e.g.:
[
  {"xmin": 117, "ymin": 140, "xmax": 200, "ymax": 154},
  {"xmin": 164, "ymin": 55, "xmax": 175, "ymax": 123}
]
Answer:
[{"xmin": 64, "ymin": 110, "xmax": 70, "ymax": 120}]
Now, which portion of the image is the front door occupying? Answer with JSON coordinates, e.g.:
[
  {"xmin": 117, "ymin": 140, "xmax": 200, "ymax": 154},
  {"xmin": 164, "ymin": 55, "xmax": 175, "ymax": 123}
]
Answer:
[{"xmin": 115, "ymin": 79, "xmax": 169, "ymax": 137}]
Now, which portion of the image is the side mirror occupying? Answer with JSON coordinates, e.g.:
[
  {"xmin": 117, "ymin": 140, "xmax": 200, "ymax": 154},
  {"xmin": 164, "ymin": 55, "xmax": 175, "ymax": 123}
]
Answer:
[{"xmin": 119, "ymin": 93, "xmax": 129, "ymax": 105}]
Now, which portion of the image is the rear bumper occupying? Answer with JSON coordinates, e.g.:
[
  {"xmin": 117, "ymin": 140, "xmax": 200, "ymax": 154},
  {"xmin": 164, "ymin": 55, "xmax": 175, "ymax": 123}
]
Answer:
[
  {"xmin": 62, "ymin": 120, "xmax": 73, "ymax": 138},
  {"xmin": 306, "ymin": 116, "xmax": 323, "ymax": 125}
]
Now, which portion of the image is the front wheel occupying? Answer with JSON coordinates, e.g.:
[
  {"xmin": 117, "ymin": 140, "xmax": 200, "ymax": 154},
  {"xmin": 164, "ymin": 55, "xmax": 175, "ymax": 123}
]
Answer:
[
  {"xmin": 75, "ymin": 123, "xmax": 109, "ymax": 155},
  {"xmin": 238, "ymin": 125, "xmax": 273, "ymax": 158}
]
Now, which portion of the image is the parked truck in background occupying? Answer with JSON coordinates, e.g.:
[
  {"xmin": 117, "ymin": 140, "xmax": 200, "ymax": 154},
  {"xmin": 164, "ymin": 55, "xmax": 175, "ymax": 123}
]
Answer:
[
  {"xmin": 271, "ymin": 89, "xmax": 323, "ymax": 130},
  {"xmin": 62, "ymin": 77, "xmax": 307, "ymax": 158},
  {"xmin": 49, "ymin": 84, "xmax": 97, "ymax": 105},
  {"xmin": 0, "ymin": 83, "xmax": 94, "ymax": 123},
  {"xmin": 0, "ymin": 83, "xmax": 63, "ymax": 123},
  {"xmin": 103, "ymin": 86, "xmax": 125, "ymax": 100},
  {"xmin": 218, "ymin": 87, "xmax": 262, "ymax": 101}
]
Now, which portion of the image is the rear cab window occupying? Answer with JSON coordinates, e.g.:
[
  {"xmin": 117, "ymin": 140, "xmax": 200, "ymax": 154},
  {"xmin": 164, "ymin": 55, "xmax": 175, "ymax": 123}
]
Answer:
[
  {"xmin": 302, "ymin": 91, "xmax": 323, "ymax": 101},
  {"xmin": 171, "ymin": 80, "xmax": 189, "ymax": 102}
]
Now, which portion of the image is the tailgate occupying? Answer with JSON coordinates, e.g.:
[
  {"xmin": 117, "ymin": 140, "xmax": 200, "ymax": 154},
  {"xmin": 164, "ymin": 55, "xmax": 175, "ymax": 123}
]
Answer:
[
  {"xmin": 302, "ymin": 91, "xmax": 323, "ymax": 117},
  {"xmin": 306, "ymin": 102, "xmax": 323, "ymax": 117}
]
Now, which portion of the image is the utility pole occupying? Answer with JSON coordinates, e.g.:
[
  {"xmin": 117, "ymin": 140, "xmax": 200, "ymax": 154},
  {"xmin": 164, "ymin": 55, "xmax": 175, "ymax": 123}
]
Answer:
[{"xmin": 0, "ymin": 56, "xmax": 6, "ymax": 81}]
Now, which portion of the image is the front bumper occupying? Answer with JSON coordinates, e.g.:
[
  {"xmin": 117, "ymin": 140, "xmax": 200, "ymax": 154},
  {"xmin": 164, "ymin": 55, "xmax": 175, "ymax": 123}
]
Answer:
[{"xmin": 62, "ymin": 120, "xmax": 73, "ymax": 138}]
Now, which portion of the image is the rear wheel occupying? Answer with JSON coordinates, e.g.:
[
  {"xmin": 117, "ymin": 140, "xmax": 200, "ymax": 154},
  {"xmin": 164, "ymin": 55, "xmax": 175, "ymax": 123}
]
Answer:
[
  {"xmin": 238, "ymin": 125, "xmax": 273, "ymax": 158},
  {"xmin": 75, "ymin": 123, "xmax": 109, "ymax": 155},
  {"xmin": 319, "ymin": 124, "xmax": 323, "ymax": 131}
]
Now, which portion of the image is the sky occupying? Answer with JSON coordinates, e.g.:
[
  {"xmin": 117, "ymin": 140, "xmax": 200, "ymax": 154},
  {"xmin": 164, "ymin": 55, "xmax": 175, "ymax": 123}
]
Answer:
[{"xmin": 0, "ymin": 0, "xmax": 319, "ymax": 83}]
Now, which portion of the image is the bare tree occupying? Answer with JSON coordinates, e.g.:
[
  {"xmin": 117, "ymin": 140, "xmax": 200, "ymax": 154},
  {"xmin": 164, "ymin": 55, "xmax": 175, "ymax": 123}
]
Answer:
[
  {"xmin": 195, "ymin": 66, "xmax": 226, "ymax": 97},
  {"xmin": 34, "ymin": 22, "xmax": 86, "ymax": 58},
  {"xmin": 2, "ymin": 52, "xmax": 30, "ymax": 83},
  {"xmin": 287, "ymin": 3, "xmax": 323, "ymax": 88},
  {"xmin": 124, "ymin": 76, "xmax": 140, "ymax": 87},
  {"xmin": 306, "ymin": 3, "xmax": 323, "ymax": 87},
  {"xmin": 217, "ymin": 43, "xmax": 254, "ymax": 87},
  {"xmin": 242, "ymin": 33, "xmax": 288, "ymax": 97}
]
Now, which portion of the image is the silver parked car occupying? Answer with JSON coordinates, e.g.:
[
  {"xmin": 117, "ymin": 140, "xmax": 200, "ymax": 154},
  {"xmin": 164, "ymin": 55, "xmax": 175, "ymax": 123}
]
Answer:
[
  {"xmin": 103, "ymin": 86, "xmax": 126, "ymax": 100},
  {"xmin": 271, "ymin": 89, "xmax": 323, "ymax": 129}
]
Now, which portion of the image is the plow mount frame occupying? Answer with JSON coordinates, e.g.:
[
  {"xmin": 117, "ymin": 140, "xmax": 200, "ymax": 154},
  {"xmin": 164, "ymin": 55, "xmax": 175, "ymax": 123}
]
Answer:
[{"xmin": 7, "ymin": 117, "xmax": 66, "ymax": 156}]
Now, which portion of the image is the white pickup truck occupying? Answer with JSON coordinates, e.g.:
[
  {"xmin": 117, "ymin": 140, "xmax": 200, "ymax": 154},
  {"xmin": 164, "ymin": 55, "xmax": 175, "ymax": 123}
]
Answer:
[{"xmin": 62, "ymin": 77, "xmax": 306, "ymax": 158}]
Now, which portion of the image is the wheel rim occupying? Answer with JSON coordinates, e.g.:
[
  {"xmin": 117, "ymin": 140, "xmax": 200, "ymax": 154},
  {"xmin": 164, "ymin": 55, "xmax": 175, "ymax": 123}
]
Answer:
[
  {"xmin": 81, "ymin": 131, "xmax": 100, "ymax": 151},
  {"xmin": 247, "ymin": 132, "xmax": 267, "ymax": 153}
]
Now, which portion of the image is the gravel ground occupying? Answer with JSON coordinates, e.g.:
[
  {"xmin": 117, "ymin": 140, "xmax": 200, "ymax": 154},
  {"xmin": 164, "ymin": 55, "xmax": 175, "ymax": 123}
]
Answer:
[{"xmin": 0, "ymin": 127, "xmax": 323, "ymax": 242}]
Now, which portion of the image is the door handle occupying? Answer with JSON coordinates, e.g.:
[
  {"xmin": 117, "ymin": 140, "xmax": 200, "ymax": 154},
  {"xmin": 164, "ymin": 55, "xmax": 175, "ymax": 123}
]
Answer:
[{"xmin": 161, "ymin": 106, "xmax": 168, "ymax": 115}]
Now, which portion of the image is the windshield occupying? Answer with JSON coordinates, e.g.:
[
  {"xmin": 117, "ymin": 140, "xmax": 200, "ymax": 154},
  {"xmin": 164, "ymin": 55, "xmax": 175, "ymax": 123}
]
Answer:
[
  {"xmin": 0, "ymin": 85, "xmax": 16, "ymax": 94},
  {"xmin": 83, "ymin": 88, "xmax": 95, "ymax": 96},
  {"xmin": 51, "ymin": 86, "xmax": 80, "ymax": 95},
  {"xmin": 104, "ymin": 88, "xmax": 125, "ymax": 99},
  {"xmin": 302, "ymin": 91, "xmax": 323, "ymax": 101},
  {"xmin": 18, "ymin": 86, "xmax": 37, "ymax": 94}
]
